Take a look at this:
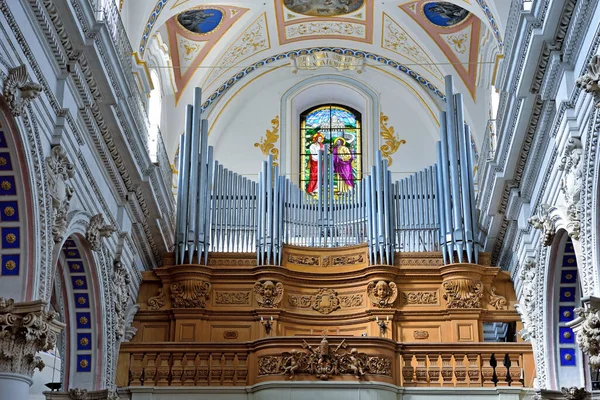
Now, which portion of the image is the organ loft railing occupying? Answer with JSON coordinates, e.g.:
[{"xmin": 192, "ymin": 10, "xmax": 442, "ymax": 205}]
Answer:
[{"xmin": 175, "ymin": 76, "xmax": 478, "ymax": 266}]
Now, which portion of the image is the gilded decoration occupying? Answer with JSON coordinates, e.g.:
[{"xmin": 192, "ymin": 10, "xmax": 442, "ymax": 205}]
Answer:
[
  {"xmin": 254, "ymin": 116, "xmax": 280, "ymax": 166},
  {"xmin": 442, "ymin": 279, "xmax": 483, "ymax": 309},
  {"xmin": 379, "ymin": 113, "xmax": 406, "ymax": 166},
  {"xmin": 488, "ymin": 286, "xmax": 507, "ymax": 310},
  {"xmin": 402, "ymin": 291, "xmax": 438, "ymax": 305},
  {"xmin": 254, "ymin": 280, "xmax": 284, "ymax": 308},
  {"xmin": 258, "ymin": 336, "xmax": 391, "ymax": 380},
  {"xmin": 215, "ymin": 292, "xmax": 250, "ymax": 305},
  {"xmin": 170, "ymin": 280, "xmax": 211, "ymax": 308},
  {"xmin": 147, "ymin": 288, "xmax": 165, "ymax": 310},
  {"xmin": 367, "ymin": 281, "xmax": 398, "ymax": 308}
]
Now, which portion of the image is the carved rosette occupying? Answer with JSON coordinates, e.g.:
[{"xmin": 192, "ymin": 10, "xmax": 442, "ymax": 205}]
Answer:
[
  {"xmin": 170, "ymin": 280, "xmax": 211, "ymax": 308},
  {"xmin": 576, "ymin": 54, "xmax": 600, "ymax": 106},
  {"xmin": 442, "ymin": 279, "xmax": 483, "ymax": 309},
  {"xmin": 86, "ymin": 213, "xmax": 117, "ymax": 251},
  {"xmin": 2, "ymin": 64, "xmax": 43, "ymax": 116},
  {"xmin": 253, "ymin": 280, "xmax": 284, "ymax": 308},
  {"xmin": 46, "ymin": 146, "xmax": 75, "ymax": 243},
  {"xmin": 366, "ymin": 281, "xmax": 398, "ymax": 308},
  {"xmin": 112, "ymin": 260, "xmax": 131, "ymax": 340},
  {"xmin": 0, "ymin": 298, "xmax": 64, "ymax": 377}
]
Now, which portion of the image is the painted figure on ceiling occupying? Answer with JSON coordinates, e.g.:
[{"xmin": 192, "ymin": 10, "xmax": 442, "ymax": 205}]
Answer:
[
  {"xmin": 306, "ymin": 133, "xmax": 325, "ymax": 194},
  {"xmin": 333, "ymin": 137, "xmax": 354, "ymax": 192}
]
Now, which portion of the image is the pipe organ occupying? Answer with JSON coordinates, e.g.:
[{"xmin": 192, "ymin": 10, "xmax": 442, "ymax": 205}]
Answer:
[{"xmin": 176, "ymin": 76, "xmax": 478, "ymax": 266}]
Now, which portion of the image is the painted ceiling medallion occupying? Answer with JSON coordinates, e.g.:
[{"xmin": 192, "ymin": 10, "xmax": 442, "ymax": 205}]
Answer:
[
  {"xmin": 177, "ymin": 8, "xmax": 224, "ymax": 35},
  {"xmin": 423, "ymin": 2, "xmax": 470, "ymax": 27},
  {"xmin": 283, "ymin": 0, "xmax": 364, "ymax": 17}
]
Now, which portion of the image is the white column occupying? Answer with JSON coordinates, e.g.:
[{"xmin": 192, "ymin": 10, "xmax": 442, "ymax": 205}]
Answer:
[{"xmin": 0, "ymin": 373, "xmax": 32, "ymax": 400}]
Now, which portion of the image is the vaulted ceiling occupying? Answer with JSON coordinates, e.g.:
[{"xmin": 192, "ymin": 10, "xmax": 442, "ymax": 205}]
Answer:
[{"xmin": 121, "ymin": 0, "xmax": 510, "ymax": 159}]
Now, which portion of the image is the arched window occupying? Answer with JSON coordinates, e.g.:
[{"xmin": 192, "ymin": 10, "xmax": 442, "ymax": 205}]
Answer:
[{"xmin": 300, "ymin": 104, "xmax": 362, "ymax": 195}]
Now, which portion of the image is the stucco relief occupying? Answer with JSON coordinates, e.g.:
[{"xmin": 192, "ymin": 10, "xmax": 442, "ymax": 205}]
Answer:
[
  {"xmin": 46, "ymin": 146, "xmax": 74, "ymax": 243},
  {"xmin": 86, "ymin": 213, "xmax": 117, "ymax": 251},
  {"xmin": 528, "ymin": 204, "xmax": 556, "ymax": 246},
  {"xmin": 112, "ymin": 260, "xmax": 131, "ymax": 340},
  {"xmin": 558, "ymin": 137, "xmax": 583, "ymax": 241},
  {"xmin": 2, "ymin": 64, "xmax": 42, "ymax": 117}
]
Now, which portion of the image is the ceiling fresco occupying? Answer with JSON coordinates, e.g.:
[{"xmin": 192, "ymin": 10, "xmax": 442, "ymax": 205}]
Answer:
[
  {"xmin": 422, "ymin": 2, "xmax": 470, "ymax": 27},
  {"xmin": 282, "ymin": 0, "xmax": 365, "ymax": 17},
  {"xmin": 177, "ymin": 8, "xmax": 224, "ymax": 34}
]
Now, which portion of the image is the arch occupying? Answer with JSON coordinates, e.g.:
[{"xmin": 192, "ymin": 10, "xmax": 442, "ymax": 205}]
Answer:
[
  {"xmin": 280, "ymin": 74, "xmax": 380, "ymax": 181},
  {"xmin": 544, "ymin": 231, "xmax": 587, "ymax": 390},
  {"xmin": 0, "ymin": 99, "xmax": 38, "ymax": 301}
]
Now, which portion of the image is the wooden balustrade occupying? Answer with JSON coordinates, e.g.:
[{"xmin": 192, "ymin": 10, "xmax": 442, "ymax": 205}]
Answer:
[{"xmin": 117, "ymin": 340, "xmax": 534, "ymax": 388}]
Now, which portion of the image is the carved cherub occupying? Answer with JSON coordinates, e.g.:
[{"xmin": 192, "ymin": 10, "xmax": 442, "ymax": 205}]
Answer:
[
  {"xmin": 254, "ymin": 280, "xmax": 284, "ymax": 308},
  {"xmin": 281, "ymin": 349, "xmax": 301, "ymax": 379},
  {"xmin": 346, "ymin": 348, "xmax": 368, "ymax": 378},
  {"xmin": 367, "ymin": 281, "xmax": 398, "ymax": 308}
]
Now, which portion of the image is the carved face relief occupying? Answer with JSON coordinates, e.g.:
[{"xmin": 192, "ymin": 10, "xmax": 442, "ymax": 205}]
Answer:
[
  {"xmin": 254, "ymin": 281, "xmax": 284, "ymax": 308},
  {"xmin": 367, "ymin": 281, "xmax": 398, "ymax": 308}
]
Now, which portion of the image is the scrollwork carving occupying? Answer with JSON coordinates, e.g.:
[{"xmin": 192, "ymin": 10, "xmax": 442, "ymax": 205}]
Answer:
[
  {"xmin": 367, "ymin": 281, "xmax": 398, "ymax": 308},
  {"xmin": 488, "ymin": 286, "xmax": 507, "ymax": 310},
  {"xmin": 147, "ymin": 288, "xmax": 165, "ymax": 310},
  {"xmin": 215, "ymin": 292, "xmax": 250, "ymax": 305},
  {"xmin": 112, "ymin": 260, "xmax": 131, "ymax": 340},
  {"xmin": 170, "ymin": 280, "xmax": 211, "ymax": 308},
  {"xmin": 402, "ymin": 291, "xmax": 438, "ymax": 305},
  {"xmin": 572, "ymin": 304, "xmax": 600, "ymax": 368},
  {"xmin": 288, "ymin": 294, "xmax": 312, "ymax": 308},
  {"xmin": 312, "ymin": 288, "xmax": 341, "ymax": 314},
  {"xmin": 2, "ymin": 64, "xmax": 43, "ymax": 116},
  {"xmin": 254, "ymin": 281, "xmax": 283, "ymax": 308},
  {"xmin": 442, "ymin": 279, "xmax": 483, "ymax": 309}
]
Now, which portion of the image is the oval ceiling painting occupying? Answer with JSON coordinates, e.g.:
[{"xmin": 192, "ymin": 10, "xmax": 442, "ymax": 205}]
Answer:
[
  {"xmin": 177, "ymin": 8, "xmax": 224, "ymax": 35},
  {"xmin": 423, "ymin": 2, "xmax": 470, "ymax": 27},
  {"xmin": 283, "ymin": 0, "xmax": 364, "ymax": 17}
]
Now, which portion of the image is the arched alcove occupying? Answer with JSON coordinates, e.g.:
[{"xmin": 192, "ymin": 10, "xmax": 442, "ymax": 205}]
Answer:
[{"xmin": 546, "ymin": 231, "xmax": 587, "ymax": 389}]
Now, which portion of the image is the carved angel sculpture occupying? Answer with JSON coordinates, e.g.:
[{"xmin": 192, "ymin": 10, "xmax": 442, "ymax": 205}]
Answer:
[
  {"xmin": 3, "ymin": 65, "xmax": 43, "ymax": 116},
  {"xmin": 367, "ymin": 281, "xmax": 398, "ymax": 308},
  {"xmin": 254, "ymin": 280, "xmax": 284, "ymax": 308},
  {"xmin": 281, "ymin": 349, "xmax": 302, "ymax": 379}
]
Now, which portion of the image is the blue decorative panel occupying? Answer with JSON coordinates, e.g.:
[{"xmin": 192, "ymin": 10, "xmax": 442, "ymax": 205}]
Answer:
[
  {"xmin": 77, "ymin": 354, "xmax": 92, "ymax": 372},
  {"xmin": 0, "ymin": 152, "xmax": 13, "ymax": 171},
  {"xmin": 560, "ymin": 348, "xmax": 576, "ymax": 366},
  {"xmin": 562, "ymin": 255, "xmax": 577, "ymax": 267},
  {"xmin": 1, "ymin": 227, "xmax": 19, "ymax": 249},
  {"xmin": 561, "ymin": 270, "xmax": 577, "ymax": 284},
  {"xmin": 565, "ymin": 242, "xmax": 575, "ymax": 253},
  {"xmin": 559, "ymin": 306, "xmax": 575, "ymax": 322},
  {"xmin": 0, "ymin": 130, "xmax": 6, "ymax": 148},
  {"xmin": 71, "ymin": 275, "xmax": 88, "ymax": 290},
  {"xmin": 77, "ymin": 333, "xmax": 92, "ymax": 350},
  {"xmin": 0, "ymin": 201, "xmax": 19, "ymax": 222},
  {"xmin": 76, "ymin": 312, "xmax": 91, "ymax": 329},
  {"xmin": 560, "ymin": 287, "xmax": 576, "ymax": 302},
  {"xmin": 64, "ymin": 248, "xmax": 81, "ymax": 259},
  {"xmin": 1, "ymin": 254, "xmax": 19, "ymax": 275},
  {"xmin": 74, "ymin": 293, "xmax": 90, "ymax": 308},
  {"xmin": 64, "ymin": 239, "xmax": 76, "ymax": 248},
  {"xmin": 559, "ymin": 327, "xmax": 575, "ymax": 344},
  {"xmin": 0, "ymin": 176, "xmax": 17, "ymax": 195},
  {"xmin": 68, "ymin": 261, "xmax": 84, "ymax": 273}
]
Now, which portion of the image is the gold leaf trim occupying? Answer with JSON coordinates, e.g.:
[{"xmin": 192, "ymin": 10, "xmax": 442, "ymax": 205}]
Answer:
[
  {"xmin": 379, "ymin": 112, "xmax": 406, "ymax": 166},
  {"xmin": 254, "ymin": 116, "xmax": 280, "ymax": 166}
]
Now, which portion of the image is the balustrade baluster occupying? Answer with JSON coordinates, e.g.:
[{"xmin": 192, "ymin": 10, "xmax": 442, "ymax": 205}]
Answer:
[
  {"xmin": 507, "ymin": 353, "xmax": 523, "ymax": 387},
  {"xmin": 182, "ymin": 353, "xmax": 197, "ymax": 386},
  {"xmin": 495, "ymin": 354, "xmax": 509, "ymax": 386},
  {"xmin": 454, "ymin": 353, "xmax": 468, "ymax": 387},
  {"xmin": 130, "ymin": 353, "xmax": 144, "ymax": 386},
  {"xmin": 428, "ymin": 353, "xmax": 441, "ymax": 386},
  {"xmin": 144, "ymin": 353, "xmax": 158, "ymax": 386},
  {"xmin": 481, "ymin": 353, "xmax": 496, "ymax": 387},
  {"xmin": 198, "ymin": 353, "xmax": 209, "ymax": 385},
  {"xmin": 440, "ymin": 354, "xmax": 453, "ymax": 386},
  {"xmin": 466, "ymin": 353, "xmax": 481, "ymax": 386},
  {"xmin": 402, "ymin": 353, "xmax": 415, "ymax": 387},
  {"xmin": 415, "ymin": 354, "xmax": 428, "ymax": 386},
  {"xmin": 156, "ymin": 352, "xmax": 171, "ymax": 386},
  {"xmin": 171, "ymin": 352, "xmax": 184, "ymax": 386}
]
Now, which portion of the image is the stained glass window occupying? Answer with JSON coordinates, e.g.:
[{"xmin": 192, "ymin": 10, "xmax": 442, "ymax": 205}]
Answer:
[{"xmin": 300, "ymin": 104, "xmax": 362, "ymax": 195}]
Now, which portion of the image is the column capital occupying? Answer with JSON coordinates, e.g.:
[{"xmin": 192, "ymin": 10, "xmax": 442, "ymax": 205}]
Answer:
[{"xmin": 0, "ymin": 298, "xmax": 65, "ymax": 377}]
